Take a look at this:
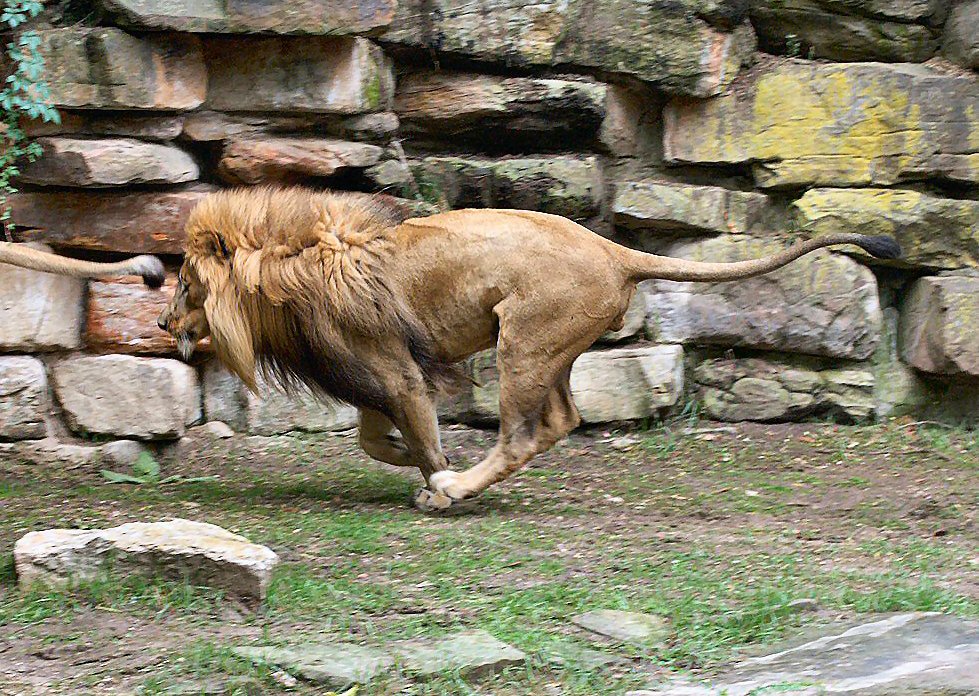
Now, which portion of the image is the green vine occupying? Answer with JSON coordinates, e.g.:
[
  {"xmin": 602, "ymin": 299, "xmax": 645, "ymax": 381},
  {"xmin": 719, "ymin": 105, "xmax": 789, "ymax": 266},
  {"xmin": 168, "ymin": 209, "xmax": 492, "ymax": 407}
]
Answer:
[{"xmin": 1, "ymin": 0, "xmax": 59, "ymax": 238}]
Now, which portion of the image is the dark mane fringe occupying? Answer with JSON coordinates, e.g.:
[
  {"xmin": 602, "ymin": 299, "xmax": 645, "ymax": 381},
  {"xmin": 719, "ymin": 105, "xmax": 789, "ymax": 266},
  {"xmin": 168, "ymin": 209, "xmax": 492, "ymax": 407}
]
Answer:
[{"xmin": 185, "ymin": 186, "xmax": 462, "ymax": 414}]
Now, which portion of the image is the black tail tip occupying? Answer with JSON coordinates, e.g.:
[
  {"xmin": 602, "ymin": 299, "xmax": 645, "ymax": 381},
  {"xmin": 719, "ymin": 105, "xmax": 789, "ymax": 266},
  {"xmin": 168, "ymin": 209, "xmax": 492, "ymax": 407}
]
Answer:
[
  {"xmin": 858, "ymin": 235, "xmax": 902, "ymax": 260},
  {"xmin": 134, "ymin": 255, "xmax": 166, "ymax": 288}
]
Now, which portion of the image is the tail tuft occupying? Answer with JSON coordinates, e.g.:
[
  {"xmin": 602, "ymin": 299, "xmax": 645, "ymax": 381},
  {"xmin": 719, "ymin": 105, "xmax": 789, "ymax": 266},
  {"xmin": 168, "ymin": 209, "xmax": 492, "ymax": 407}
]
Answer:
[
  {"xmin": 856, "ymin": 235, "xmax": 902, "ymax": 260},
  {"xmin": 133, "ymin": 255, "xmax": 166, "ymax": 288}
]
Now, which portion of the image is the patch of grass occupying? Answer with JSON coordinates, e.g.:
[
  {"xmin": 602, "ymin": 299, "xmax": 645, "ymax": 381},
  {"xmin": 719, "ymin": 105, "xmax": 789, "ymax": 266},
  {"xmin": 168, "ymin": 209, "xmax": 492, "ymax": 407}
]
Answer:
[{"xmin": 0, "ymin": 552, "xmax": 14, "ymax": 586}]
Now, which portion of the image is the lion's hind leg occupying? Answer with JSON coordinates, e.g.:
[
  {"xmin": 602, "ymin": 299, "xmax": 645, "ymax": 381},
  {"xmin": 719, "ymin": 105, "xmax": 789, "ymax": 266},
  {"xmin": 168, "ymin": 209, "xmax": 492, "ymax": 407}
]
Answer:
[{"xmin": 358, "ymin": 408, "xmax": 413, "ymax": 468}]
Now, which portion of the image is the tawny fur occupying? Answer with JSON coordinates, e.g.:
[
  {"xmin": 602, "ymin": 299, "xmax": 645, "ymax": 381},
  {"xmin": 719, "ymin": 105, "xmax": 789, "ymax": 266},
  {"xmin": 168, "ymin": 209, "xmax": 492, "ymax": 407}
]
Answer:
[
  {"xmin": 0, "ymin": 242, "xmax": 164, "ymax": 286},
  {"xmin": 159, "ymin": 186, "xmax": 901, "ymax": 510}
]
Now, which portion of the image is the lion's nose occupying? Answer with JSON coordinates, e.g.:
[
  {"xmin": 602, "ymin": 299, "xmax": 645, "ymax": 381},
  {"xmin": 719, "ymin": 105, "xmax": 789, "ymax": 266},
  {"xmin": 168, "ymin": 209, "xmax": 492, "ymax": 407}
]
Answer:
[{"xmin": 157, "ymin": 316, "xmax": 168, "ymax": 331}]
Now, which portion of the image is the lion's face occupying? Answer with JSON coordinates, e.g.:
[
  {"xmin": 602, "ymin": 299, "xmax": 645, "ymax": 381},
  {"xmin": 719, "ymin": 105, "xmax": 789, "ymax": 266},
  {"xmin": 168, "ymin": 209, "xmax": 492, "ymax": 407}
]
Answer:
[{"xmin": 157, "ymin": 262, "xmax": 210, "ymax": 360}]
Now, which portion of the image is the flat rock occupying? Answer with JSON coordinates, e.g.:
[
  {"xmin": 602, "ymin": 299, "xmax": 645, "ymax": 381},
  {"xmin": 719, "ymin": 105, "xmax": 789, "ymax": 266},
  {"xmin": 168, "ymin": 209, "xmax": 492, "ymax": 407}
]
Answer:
[
  {"xmin": 14, "ymin": 519, "xmax": 278, "ymax": 603},
  {"xmin": 571, "ymin": 610, "xmax": 670, "ymax": 644},
  {"xmin": 412, "ymin": 156, "xmax": 603, "ymax": 223},
  {"xmin": 749, "ymin": 0, "xmax": 945, "ymax": 62},
  {"xmin": 395, "ymin": 71, "xmax": 606, "ymax": 147},
  {"xmin": 38, "ymin": 28, "xmax": 205, "ymax": 110},
  {"xmin": 18, "ymin": 138, "xmax": 198, "ymax": 187},
  {"xmin": 630, "ymin": 612, "xmax": 979, "ymax": 695},
  {"xmin": 234, "ymin": 630, "xmax": 523, "ymax": 688},
  {"xmin": 217, "ymin": 137, "xmax": 383, "ymax": 185},
  {"xmin": 613, "ymin": 180, "xmax": 772, "ymax": 235},
  {"xmin": 51, "ymin": 355, "xmax": 201, "ymax": 440},
  {"xmin": 0, "ymin": 245, "xmax": 85, "ymax": 351},
  {"xmin": 100, "ymin": 0, "xmax": 397, "ymax": 35},
  {"xmin": 384, "ymin": 0, "xmax": 754, "ymax": 98},
  {"xmin": 793, "ymin": 188, "xmax": 979, "ymax": 271},
  {"xmin": 642, "ymin": 236, "xmax": 883, "ymax": 360},
  {"xmin": 944, "ymin": 0, "xmax": 979, "ymax": 69},
  {"xmin": 664, "ymin": 60, "xmax": 979, "ymax": 188},
  {"xmin": 10, "ymin": 187, "xmax": 213, "ymax": 255},
  {"xmin": 202, "ymin": 363, "xmax": 357, "ymax": 436},
  {"xmin": 0, "ymin": 357, "xmax": 48, "ymax": 440},
  {"xmin": 900, "ymin": 275, "xmax": 979, "ymax": 377},
  {"xmin": 695, "ymin": 356, "xmax": 876, "ymax": 423},
  {"xmin": 204, "ymin": 36, "xmax": 393, "ymax": 114},
  {"xmin": 23, "ymin": 112, "xmax": 184, "ymax": 141}
]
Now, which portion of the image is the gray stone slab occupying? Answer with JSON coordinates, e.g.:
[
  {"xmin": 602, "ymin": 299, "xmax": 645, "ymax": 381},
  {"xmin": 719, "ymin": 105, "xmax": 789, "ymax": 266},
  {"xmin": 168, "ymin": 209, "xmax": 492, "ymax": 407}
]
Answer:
[
  {"xmin": 571, "ymin": 610, "xmax": 670, "ymax": 644},
  {"xmin": 392, "ymin": 630, "xmax": 526, "ymax": 678},
  {"xmin": 233, "ymin": 643, "xmax": 393, "ymax": 689}
]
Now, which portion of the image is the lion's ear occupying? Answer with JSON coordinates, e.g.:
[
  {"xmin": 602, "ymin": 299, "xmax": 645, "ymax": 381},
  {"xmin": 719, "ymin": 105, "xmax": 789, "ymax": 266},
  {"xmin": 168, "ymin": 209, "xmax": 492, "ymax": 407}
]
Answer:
[{"xmin": 203, "ymin": 232, "xmax": 231, "ymax": 260}]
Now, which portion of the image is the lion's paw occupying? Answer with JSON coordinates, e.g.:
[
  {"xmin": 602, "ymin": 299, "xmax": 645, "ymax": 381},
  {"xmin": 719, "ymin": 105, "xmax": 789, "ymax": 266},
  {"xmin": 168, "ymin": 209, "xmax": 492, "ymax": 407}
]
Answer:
[
  {"xmin": 429, "ymin": 470, "xmax": 474, "ymax": 500},
  {"xmin": 412, "ymin": 487, "xmax": 478, "ymax": 516}
]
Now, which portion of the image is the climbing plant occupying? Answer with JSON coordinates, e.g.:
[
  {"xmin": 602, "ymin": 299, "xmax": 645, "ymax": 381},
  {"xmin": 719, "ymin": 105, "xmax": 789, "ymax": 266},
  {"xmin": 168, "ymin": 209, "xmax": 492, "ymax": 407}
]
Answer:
[{"xmin": 1, "ymin": 0, "xmax": 59, "ymax": 237}]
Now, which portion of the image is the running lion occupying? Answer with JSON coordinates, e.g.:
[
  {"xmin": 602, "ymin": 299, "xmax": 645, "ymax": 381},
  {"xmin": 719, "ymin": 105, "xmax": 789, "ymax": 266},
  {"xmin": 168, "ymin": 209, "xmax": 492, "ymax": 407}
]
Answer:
[{"xmin": 157, "ymin": 187, "xmax": 901, "ymax": 512}]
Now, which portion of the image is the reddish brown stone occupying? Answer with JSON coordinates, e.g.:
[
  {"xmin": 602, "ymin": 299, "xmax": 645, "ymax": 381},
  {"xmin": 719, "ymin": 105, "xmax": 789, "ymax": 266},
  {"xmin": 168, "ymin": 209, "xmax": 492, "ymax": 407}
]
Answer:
[
  {"xmin": 217, "ymin": 137, "xmax": 383, "ymax": 184},
  {"xmin": 86, "ymin": 278, "xmax": 181, "ymax": 356},
  {"xmin": 10, "ymin": 188, "xmax": 214, "ymax": 255}
]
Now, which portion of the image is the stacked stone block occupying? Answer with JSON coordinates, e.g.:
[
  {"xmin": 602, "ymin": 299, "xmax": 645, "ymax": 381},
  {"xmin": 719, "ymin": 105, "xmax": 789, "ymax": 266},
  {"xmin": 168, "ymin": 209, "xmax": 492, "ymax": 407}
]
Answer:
[{"xmin": 1, "ymin": 0, "xmax": 978, "ymax": 449}]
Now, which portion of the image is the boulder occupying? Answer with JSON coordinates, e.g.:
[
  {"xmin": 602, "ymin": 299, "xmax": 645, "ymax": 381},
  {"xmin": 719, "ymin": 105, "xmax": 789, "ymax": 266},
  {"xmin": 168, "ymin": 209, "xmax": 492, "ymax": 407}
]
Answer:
[
  {"xmin": 23, "ymin": 112, "xmax": 184, "ymax": 141},
  {"xmin": 793, "ymin": 188, "xmax": 979, "ymax": 271},
  {"xmin": 217, "ymin": 137, "xmax": 383, "ymax": 185},
  {"xmin": 14, "ymin": 519, "xmax": 278, "ymax": 603},
  {"xmin": 0, "ymin": 247, "xmax": 85, "ymax": 351},
  {"xmin": 694, "ymin": 356, "xmax": 876, "ymax": 422},
  {"xmin": 395, "ymin": 72, "xmax": 606, "ymax": 147},
  {"xmin": 51, "ymin": 356, "xmax": 201, "ymax": 440},
  {"xmin": 613, "ymin": 180, "xmax": 773, "ymax": 235},
  {"xmin": 599, "ymin": 84, "xmax": 664, "ymax": 161},
  {"xmin": 18, "ymin": 138, "xmax": 198, "ymax": 187},
  {"xmin": 0, "ymin": 357, "xmax": 48, "ymax": 440},
  {"xmin": 664, "ymin": 60, "xmax": 979, "ymax": 188},
  {"xmin": 37, "ymin": 28, "xmax": 205, "ymax": 110},
  {"xmin": 445, "ymin": 345, "xmax": 683, "ymax": 425},
  {"xmin": 99, "ymin": 0, "xmax": 397, "ymax": 35},
  {"xmin": 202, "ymin": 363, "xmax": 357, "ymax": 436},
  {"xmin": 749, "ymin": 0, "xmax": 946, "ymax": 62},
  {"xmin": 204, "ymin": 36, "xmax": 393, "ymax": 114},
  {"xmin": 642, "ymin": 236, "xmax": 883, "ymax": 360},
  {"xmin": 384, "ymin": 0, "xmax": 755, "ymax": 97},
  {"xmin": 412, "ymin": 156, "xmax": 603, "ymax": 223},
  {"xmin": 900, "ymin": 275, "xmax": 979, "ymax": 377},
  {"xmin": 629, "ymin": 613, "xmax": 979, "ymax": 696},
  {"xmin": 10, "ymin": 187, "xmax": 213, "ymax": 254},
  {"xmin": 943, "ymin": 0, "xmax": 979, "ymax": 70},
  {"xmin": 86, "ymin": 278, "xmax": 205, "ymax": 356}
]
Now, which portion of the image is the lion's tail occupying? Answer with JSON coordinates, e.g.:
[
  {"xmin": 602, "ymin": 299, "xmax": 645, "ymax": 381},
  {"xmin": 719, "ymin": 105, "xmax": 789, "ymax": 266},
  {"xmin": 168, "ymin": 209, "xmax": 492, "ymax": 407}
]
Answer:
[
  {"xmin": 0, "ymin": 242, "xmax": 165, "ymax": 287},
  {"xmin": 618, "ymin": 233, "xmax": 901, "ymax": 283}
]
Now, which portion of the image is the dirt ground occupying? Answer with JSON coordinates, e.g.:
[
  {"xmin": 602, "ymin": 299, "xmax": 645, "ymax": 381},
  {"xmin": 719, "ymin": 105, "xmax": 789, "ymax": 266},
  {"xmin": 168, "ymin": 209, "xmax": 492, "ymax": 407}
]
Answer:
[{"xmin": 1, "ymin": 419, "xmax": 976, "ymax": 695}]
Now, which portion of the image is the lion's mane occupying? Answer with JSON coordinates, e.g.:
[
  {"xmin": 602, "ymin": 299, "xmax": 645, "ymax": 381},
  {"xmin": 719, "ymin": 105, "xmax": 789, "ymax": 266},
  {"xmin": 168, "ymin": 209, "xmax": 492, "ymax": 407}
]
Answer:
[{"xmin": 183, "ymin": 186, "xmax": 451, "ymax": 414}]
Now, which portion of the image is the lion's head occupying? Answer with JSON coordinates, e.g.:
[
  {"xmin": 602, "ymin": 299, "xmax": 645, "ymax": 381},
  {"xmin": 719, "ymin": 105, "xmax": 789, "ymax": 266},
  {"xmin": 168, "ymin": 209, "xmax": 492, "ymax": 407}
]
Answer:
[{"xmin": 157, "ymin": 261, "xmax": 210, "ymax": 361}]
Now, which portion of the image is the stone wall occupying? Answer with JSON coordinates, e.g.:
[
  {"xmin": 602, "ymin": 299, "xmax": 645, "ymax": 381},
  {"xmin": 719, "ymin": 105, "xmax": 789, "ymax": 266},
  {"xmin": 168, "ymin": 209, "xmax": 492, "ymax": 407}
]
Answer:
[{"xmin": 2, "ymin": 0, "xmax": 978, "ymax": 450}]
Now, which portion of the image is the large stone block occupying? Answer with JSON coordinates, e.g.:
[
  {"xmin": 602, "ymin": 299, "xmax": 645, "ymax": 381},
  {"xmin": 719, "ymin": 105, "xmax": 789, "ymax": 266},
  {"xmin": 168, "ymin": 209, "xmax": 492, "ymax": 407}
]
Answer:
[
  {"xmin": 395, "ymin": 71, "xmax": 606, "ymax": 147},
  {"xmin": 664, "ymin": 60, "xmax": 979, "ymax": 188},
  {"xmin": 642, "ymin": 237, "xmax": 883, "ymax": 360},
  {"xmin": 204, "ymin": 36, "xmax": 393, "ymax": 114},
  {"xmin": 694, "ymin": 355, "xmax": 875, "ymax": 423},
  {"xmin": 899, "ymin": 276, "xmax": 979, "ymax": 378},
  {"xmin": 217, "ymin": 137, "xmax": 383, "ymax": 185},
  {"xmin": 412, "ymin": 156, "xmax": 603, "ymax": 222},
  {"xmin": 38, "ymin": 28, "xmax": 205, "ymax": 110},
  {"xmin": 18, "ymin": 138, "xmax": 198, "ymax": 187},
  {"xmin": 23, "ymin": 112, "xmax": 184, "ymax": 141},
  {"xmin": 793, "ymin": 188, "xmax": 979, "ymax": 271},
  {"xmin": 0, "ymin": 247, "xmax": 85, "ymax": 351},
  {"xmin": 100, "ymin": 0, "xmax": 397, "ymax": 35},
  {"xmin": 613, "ymin": 180, "xmax": 772, "ymax": 235},
  {"xmin": 51, "ymin": 356, "xmax": 200, "ymax": 440},
  {"xmin": 443, "ymin": 345, "xmax": 683, "ymax": 425},
  {"xmin": 10, "ymin": 188, "xmax": 213, "ymax": 254},
  {"xmin": 0, "ymin": 357, "xmax": 48, "ymax": 440},
  {"xmin": 943, "ymin": 0, "xmax": 979, "ymax": 70},
  {"xmin": 86, "ymin": 278, "xmax": 208, "ymax": 356},
  {"xmin": 384, "ymin": 0, "xmax": 754, "ymax": 97},
  {"xmin": 749, "ymin": 0, "xmax": 946, "ymax": 62},
  {"xmin": 202, "ymin": 363, "xmax": 357, "ymax": 436}
]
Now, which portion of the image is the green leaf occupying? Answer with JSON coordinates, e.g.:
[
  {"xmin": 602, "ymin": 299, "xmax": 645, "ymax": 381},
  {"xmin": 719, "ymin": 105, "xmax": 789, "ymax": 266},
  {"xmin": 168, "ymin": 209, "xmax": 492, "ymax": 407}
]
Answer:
[
  {"xmin": 132, "ymin": 452, "xmax": 160, "ymax": 481},
  {"xmin": 100, "ymin": 470, "xmax": 150, "ymax": 485}
]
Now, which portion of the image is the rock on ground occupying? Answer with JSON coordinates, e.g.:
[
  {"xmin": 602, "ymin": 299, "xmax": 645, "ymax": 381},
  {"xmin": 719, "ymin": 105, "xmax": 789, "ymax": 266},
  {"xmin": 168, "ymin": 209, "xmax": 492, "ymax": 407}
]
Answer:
[
  {"xmin": 629, "ymin": 612, "xmax": 979, "ymax": 695},
  {"xmin": 571, "ymin": 610, "xmax": 670, "ymax": 644},
  {"xmin": 0, "ymin": 246, "xmax": 85, "ymax": 351},
  {"xmin": 642, "ymin": 237, "xmax": 883, "ymax": 360},
  {"xmin": 51, "ymin": 355, "xmax": 201, "ymax": 440},
  {"xmin": 234, "ymin": 630, "xmax": 524, "ymax": 688},
  {"xmin": 14, "ymin": 519, "xmax": 279, "ymax": 603},
  {"xmin": 0, "ymin": 357, "xmax": 48, "ymax": 440}
]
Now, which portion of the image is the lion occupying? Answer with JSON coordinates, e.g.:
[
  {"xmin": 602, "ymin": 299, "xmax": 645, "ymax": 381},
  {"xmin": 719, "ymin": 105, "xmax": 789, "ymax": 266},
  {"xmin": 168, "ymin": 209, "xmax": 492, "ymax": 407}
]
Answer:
[
  {"xmin": 1, "ymin": 241, "xmax": 165, "ymax": 286},
  {"xmin": 157, "ymin": 186, "xmax": 901, "ymax": 512}
]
